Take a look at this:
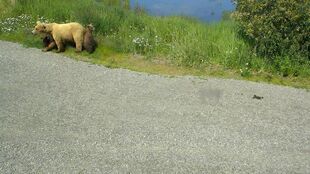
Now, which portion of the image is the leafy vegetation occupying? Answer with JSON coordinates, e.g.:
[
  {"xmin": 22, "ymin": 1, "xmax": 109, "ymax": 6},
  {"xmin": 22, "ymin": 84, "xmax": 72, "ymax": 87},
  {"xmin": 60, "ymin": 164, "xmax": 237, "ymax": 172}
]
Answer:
[
  {"xmin": 0, "ymin": 0, "xmax": 309, "ymax": 88},
  {"xmin": 233, "ymin": 0, "xmax": 309, "ymax": 59}
]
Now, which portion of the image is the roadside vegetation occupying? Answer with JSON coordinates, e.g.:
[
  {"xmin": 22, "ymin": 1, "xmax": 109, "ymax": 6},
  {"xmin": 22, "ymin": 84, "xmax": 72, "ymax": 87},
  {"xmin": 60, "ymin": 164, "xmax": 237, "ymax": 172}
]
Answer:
[{"xmin": 0, "ymin": 0, "xmax": 309, "ymax": 88}]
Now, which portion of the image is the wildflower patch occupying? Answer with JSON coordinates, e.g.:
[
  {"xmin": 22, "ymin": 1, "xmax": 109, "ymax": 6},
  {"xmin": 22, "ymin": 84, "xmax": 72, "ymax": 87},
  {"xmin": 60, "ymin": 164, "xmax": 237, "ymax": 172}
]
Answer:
[{"xmin": 0, "ymin": 14, "xmax": 33, "ymax": 33}]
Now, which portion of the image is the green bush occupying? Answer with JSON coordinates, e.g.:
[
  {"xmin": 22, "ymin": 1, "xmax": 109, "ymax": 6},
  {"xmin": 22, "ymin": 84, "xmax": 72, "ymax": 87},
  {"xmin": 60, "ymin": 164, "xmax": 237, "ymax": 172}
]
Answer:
[{"xmin": 233, "ymin": 0, "xmax": 310, "ymax": 58}]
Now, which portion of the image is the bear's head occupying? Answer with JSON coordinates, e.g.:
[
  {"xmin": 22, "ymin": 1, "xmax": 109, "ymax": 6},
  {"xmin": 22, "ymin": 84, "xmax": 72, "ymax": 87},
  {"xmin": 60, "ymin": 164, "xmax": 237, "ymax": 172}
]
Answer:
[
  {"xmin": 86, "ymin": 24, "xmax": 95, "ymax": 33},
  {"xmin": 32, "ymin": 21, "xmax": 52, "ymax": 35}
]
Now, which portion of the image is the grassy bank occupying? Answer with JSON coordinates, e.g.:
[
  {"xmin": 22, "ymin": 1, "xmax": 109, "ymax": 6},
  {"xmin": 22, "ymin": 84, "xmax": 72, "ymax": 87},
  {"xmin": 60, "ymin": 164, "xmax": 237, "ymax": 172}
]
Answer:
[{"xmin": 0, "ymin": 0, "xmax": 309, "ymax": 88}]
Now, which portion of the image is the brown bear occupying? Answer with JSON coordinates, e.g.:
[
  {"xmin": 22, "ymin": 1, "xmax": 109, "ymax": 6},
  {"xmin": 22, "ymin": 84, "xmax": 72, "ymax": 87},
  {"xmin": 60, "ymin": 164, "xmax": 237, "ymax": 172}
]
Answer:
[
  {"xmin": 42, "ymin": 33, "xmax": 56, "ymax": 52},
  {"xmin": 83, "ymin": 24, "xmax": 97, "ymax": 53},
  {"xmin": 32, "ymin": 21, "xmax": 85, "ymax": 53}
]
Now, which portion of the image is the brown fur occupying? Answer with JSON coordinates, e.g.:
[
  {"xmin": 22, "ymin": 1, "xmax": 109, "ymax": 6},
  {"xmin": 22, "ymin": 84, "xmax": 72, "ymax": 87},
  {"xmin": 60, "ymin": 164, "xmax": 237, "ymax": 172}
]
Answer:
[
  {"xmin": 83, "ymin": 24, "xmax": 97, "ymax": 53},
  {"xmin": 42, "ymin": 33, "xmax": 56, "ymax": 52}
]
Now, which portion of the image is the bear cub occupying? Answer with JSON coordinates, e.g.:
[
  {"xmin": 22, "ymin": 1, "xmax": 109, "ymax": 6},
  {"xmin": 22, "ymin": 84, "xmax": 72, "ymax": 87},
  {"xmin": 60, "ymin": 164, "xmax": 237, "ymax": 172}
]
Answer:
[
  {"xmin": 42, "ymin": 34, "xmax": 56, "ymax": 52},
  {"xmin": 83, "ymin": 24, "xmax": 97, "ymax": 53}
]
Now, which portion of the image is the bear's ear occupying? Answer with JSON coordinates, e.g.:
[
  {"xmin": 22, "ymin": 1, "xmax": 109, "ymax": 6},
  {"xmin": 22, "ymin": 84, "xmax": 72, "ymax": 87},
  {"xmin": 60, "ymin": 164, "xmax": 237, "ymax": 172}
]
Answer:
[
  {"xmin": 36, "ymin": 21, "xmax": 42, "ymax": 25},
  {"xmin": 87, "ymin": 24, "xmax": 95, "ymax": 31}
]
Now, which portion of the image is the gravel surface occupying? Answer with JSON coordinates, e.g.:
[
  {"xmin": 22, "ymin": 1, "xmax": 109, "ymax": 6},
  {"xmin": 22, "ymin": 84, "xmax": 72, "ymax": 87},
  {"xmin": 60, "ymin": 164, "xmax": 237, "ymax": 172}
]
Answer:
[{"xmin": 0, "ymin": 40, "xmax": 309, "ymax": 173}]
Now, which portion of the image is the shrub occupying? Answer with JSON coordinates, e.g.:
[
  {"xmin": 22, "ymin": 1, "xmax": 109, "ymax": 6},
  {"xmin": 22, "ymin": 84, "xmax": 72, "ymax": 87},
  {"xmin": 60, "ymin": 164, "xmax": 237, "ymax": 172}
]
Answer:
[{"xmin": 233, "ymin": 0, "xmax": 310, "ymax": 58}]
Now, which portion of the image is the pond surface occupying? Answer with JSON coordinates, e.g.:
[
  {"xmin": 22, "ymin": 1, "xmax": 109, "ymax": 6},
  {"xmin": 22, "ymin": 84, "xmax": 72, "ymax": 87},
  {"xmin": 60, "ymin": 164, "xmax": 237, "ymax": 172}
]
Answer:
[{"xmin": 130, "ymin": 0, "xmax": 235, "ymax": 22}]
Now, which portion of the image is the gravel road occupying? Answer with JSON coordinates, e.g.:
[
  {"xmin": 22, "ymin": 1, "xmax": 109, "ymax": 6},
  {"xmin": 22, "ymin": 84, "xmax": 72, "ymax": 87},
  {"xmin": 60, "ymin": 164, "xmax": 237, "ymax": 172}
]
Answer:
[{"xmin": 0, "ymin": 40, "xmax": 309, "ymax": 173}]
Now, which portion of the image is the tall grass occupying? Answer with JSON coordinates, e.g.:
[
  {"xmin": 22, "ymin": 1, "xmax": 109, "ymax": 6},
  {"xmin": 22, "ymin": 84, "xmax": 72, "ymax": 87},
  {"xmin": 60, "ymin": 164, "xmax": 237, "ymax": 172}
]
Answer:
[{"xmin": 0, "ymin": 0, "xmax": 309, "ymax": 78}]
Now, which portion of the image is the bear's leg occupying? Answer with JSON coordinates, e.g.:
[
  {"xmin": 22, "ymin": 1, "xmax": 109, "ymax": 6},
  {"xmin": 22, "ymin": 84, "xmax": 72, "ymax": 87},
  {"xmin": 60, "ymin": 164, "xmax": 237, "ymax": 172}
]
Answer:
[
  {"xmin": 55, "ymin": 40, "xmax": 64, "ymax": 53},
  {"xmin": 75, "ymin": 43, "xmax": 83, "ymax": 53},
  {"xmin": 43, "ymin": 42, "xmax": 56, "ymax": 52},
  {"xmin": 73, "ymin": 33, "xmax": 83, "ymax": 52}
]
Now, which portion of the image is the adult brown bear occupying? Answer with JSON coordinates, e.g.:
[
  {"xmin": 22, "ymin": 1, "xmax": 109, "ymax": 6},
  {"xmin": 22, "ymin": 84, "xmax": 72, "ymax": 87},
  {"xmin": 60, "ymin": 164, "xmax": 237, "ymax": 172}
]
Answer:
[
  {"xmin": 32, "ymin": 21, "xmax": 85, "ymax": 53},
  {"xmin": 33, "ymin": 22, "xmax": 97, "ymax": 53}
]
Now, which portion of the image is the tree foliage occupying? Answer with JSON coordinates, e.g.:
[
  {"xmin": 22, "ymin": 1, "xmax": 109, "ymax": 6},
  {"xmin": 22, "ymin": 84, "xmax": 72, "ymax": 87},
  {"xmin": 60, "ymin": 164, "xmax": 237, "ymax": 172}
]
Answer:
[{"xmin": 233, "ymin": 0, "xmax": 309, "ymax": 59}]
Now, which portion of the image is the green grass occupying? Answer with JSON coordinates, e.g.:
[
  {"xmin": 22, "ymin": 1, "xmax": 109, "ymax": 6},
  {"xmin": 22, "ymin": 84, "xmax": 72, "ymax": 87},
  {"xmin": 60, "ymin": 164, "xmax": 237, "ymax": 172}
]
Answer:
[{"xmin": 0, "ymin": 0, "xmax": 310, "ymax": 89}]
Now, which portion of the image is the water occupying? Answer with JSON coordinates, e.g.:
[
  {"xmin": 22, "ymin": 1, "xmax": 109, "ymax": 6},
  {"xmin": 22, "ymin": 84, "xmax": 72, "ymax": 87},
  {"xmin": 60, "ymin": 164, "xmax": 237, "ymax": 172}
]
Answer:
[{"xmin": 130, "ymin": 0, "xmax": 235, "ymax": 22}]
